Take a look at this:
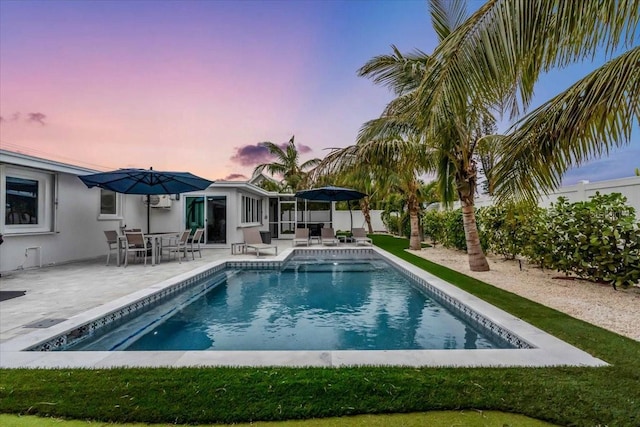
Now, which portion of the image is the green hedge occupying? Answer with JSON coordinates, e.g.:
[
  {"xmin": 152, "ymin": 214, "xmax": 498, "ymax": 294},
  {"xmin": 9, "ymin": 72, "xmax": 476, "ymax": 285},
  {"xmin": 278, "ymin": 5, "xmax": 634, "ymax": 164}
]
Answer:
[{"xmin": 423, "ymin": 193, "xmax": 640, "ymax": 289}]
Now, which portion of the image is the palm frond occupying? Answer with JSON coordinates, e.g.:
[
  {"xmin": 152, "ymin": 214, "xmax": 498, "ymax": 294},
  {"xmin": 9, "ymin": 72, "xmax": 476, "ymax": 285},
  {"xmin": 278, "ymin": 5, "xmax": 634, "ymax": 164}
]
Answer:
[
  {"xmin": 493, "ymin": 47, "xmax": 640, "ymax": 202},
  {"xmin": 358, "ymin": 45, "xmax": 431, "ymax": 95},
  {"xmin": 430, "ymin": 0, "xmax": 469, "ymax": 42},
  {"xmin": 418, "ymin": 0, "xmax": 639, "ymax": 124}
]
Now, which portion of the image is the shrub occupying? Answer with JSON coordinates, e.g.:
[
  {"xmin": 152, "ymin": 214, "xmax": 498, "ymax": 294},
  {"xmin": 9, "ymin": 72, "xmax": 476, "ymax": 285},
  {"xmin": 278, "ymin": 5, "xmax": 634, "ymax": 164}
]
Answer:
[
  {"xmin": 442, "ymin": 209, "xmax": 468, "ymax": 250},
  {"xmin": 477, "ymin": 202, "xmax": 543, "ymax": 260},
  {"xmin": 422, "ymin": 210, "xmax": 446, "ymax": 245},
  {"xmin": 542, "ymin": 193, "xmax": 640, "ymax": 289}
]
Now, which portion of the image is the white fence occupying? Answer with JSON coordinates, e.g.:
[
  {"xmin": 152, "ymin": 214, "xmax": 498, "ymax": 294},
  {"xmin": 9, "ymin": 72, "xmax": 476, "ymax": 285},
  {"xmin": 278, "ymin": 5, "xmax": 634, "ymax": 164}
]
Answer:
[
  {"xmin": 333, "ymin": 209, "xmax": 386, "ymax": 232},
  {"xmin": 473, "ymin": 176, "xmax": 640, "ymax": 215}
]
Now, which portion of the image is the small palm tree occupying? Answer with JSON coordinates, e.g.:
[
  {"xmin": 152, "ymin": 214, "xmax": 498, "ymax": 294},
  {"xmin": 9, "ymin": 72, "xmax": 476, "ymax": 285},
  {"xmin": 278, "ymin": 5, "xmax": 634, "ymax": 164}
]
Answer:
[
  {"xmin": 253, "ymin": 136, "xmax": 321, "ymax": 192},
  {"xmin": 313, "ymin": 135, "xmax": 433, "ymax": 250}
]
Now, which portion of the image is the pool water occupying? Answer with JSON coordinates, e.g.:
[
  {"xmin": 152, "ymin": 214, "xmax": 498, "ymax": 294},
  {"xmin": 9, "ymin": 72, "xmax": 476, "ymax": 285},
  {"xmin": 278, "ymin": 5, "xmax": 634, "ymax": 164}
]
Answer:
[{"xmin": 70, "ymin": 258, "xmax": 514, "ymax": 351}]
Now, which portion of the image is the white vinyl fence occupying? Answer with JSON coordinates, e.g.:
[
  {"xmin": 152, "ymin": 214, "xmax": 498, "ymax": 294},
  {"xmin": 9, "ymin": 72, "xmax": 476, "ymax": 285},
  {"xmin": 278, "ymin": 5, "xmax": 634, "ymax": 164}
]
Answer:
[{"xmin": 473, "ymin": 176, "xmax": 640, "ymax": 215}]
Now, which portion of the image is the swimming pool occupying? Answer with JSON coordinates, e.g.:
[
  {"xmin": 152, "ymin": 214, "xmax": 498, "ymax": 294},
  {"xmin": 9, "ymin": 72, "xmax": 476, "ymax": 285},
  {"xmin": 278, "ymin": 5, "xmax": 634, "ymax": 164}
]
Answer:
[
  {"xmin": 66, "ymin": 255, "xmax": 514, "ymax": 352},
  {"xmin": 0, "ymin": 247, "xmax": 607, "ymax": 368}
]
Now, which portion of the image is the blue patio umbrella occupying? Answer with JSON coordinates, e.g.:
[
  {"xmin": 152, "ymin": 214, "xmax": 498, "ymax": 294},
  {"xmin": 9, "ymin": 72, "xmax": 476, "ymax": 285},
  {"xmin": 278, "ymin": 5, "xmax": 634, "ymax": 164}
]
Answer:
[
  {"xmin": 295, "ymin": 186, "xmax": 367, "ymax": 202},
  {"xmin": 79, "ymin": 167, "xmax": 214, "ymax": 233},
  {"xmin": 295, "ymin": 186, "xmax": 367, "ymax": 230}
]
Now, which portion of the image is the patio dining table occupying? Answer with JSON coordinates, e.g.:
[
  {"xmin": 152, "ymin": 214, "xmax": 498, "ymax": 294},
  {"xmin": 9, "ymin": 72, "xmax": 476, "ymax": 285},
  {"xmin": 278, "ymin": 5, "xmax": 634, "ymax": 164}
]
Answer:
[{"xmin": 116, "ymin": 231, "xmax": 181, "ymax": 267}]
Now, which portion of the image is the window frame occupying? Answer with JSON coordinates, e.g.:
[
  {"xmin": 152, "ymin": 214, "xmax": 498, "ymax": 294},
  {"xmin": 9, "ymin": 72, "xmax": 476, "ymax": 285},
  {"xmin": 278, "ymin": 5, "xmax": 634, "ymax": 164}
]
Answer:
[
  {"xmin": 1, "ymin": 165, "xmax": 55, "ymax": 235},
  {"xmin": 240, "ymin": 194, "xmax": 263, "ymax": 225},
  {"xmin": 97, "ymin": 188, "xmax": 123, "ymax": 221}
]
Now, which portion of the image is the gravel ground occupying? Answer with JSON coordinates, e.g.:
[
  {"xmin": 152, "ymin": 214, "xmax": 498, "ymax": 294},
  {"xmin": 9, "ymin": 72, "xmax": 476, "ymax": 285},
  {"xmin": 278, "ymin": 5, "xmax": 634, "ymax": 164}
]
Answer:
[{"xmin": 408, "ymin": 246, "xmax": 640, "ymax": 341}]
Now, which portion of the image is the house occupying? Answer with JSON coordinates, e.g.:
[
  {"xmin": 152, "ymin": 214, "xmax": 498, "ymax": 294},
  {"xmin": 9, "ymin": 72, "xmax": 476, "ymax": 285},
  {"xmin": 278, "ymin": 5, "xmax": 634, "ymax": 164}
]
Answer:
[{"xmin": 0, "ymin": 150, "xmax": 385, "ymax": 273}]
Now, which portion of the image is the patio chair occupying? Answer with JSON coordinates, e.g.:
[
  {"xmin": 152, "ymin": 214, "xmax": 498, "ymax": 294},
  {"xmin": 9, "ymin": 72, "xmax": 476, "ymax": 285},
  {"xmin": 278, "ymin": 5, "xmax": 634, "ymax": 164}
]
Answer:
[
  {"xmin": 292, "ymin": 228, "xmax": 310, "ymax": 246},
  {"xmin": 242, "ymin": 227, "xmax": 278, "ymax": 257},
  {"xmin": 161, "ymin": 230, "xmax": 191, "ymax": 263},
  {"xmin": 187, "ymin": 228, "xmax": 205, "ymax": 259},
  {"xmin": 103, "ymin": 230, "xmax": 120, "ymax": 265},
  {"xmin": 123, "ymin": 231, "xmax": 151, "ymax": 267},
  {"xmin": 321, "ymin": 227, "xmax": 339, "ymax": 246},
  {"xmin": 352, "ymin": 228, "xmax": 372, "ymax": 246}
]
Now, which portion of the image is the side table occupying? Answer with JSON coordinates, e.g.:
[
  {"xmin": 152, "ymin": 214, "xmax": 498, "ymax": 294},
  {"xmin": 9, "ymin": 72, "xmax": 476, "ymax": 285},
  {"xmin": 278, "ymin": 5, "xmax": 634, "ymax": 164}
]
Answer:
[{"xmin": 231, "ymin": 242, "xmax": 246, "ymax": 254}]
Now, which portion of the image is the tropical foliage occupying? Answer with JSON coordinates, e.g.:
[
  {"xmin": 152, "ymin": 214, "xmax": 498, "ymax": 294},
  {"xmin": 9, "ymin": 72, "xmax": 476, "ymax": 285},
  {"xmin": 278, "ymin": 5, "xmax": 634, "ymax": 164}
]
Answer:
[
  {"xmin": 426, "ymin": 194, "xmax": 640, "ymax": 289},
  {"xmin": 411, "ymin": 0, "xmax": 639, "ymax": 204},
  {"xmin": 347, "ymin": 0, "xmax": 639, "ymax": 271},
  {"xmin": 312, "ymin": 137, "xmax": 431, "ymax": 250},
  {"xmin": 355, "ymin": 0, "xmax": 493, "ymax": 269},
  {"xmin": 252, "ymin": 136, "xmax": 321, "ymax": 192}
]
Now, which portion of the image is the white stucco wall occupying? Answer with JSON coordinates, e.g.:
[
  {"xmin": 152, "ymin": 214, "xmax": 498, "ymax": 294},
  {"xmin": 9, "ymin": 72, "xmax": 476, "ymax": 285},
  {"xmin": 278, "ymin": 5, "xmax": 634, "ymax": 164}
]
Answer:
[{"xmin": 1, "ymin": 173, "xmax": 120, "ymax": 271}]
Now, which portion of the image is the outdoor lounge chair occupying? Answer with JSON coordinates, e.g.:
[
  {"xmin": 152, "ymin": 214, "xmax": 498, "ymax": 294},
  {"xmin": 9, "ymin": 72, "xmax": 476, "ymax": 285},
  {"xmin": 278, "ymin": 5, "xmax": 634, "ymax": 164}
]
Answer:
[
  {"xmin": 242, "ymin": 227, "xmax": 278, "ymax": 257},
  {"xmin": 292, "ymin": 228, "xmax": 310, "ymax": 246},
  {"xmin": 352, "ymin": 228, "xmax": 372, "ymax": 246},
  {"xmin": 321, "ymin": 227, "xmax": 339, "ymax": 246}
]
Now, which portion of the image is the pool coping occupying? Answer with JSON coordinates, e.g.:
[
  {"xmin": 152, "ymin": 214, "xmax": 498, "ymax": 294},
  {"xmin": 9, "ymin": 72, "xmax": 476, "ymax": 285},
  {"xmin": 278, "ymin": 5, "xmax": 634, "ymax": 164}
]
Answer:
[{"xmin": 0, "ymin": 246, "xmax": 608, "ymax": 368}]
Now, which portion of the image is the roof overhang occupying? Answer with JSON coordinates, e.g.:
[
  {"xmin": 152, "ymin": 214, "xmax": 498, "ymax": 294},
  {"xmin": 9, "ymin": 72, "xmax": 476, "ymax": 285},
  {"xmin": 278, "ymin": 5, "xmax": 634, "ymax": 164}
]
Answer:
[{"xmin": 0, "ymin": 150, "xmax": 99, "ymax": 175}]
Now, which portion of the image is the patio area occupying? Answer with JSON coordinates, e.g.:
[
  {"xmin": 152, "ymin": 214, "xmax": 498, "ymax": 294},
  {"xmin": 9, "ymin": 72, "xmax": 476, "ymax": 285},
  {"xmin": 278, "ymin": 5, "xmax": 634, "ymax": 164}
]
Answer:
[{"xmin": 0, "ymin": 239, "xmax": 297, "ymax": 344}]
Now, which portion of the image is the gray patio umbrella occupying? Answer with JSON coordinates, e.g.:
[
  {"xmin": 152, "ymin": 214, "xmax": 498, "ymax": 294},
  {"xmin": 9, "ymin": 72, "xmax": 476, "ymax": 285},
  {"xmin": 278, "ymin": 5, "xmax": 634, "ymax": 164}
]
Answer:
[
  {"xmin": 79, "ymin": 167, "xmax": 214, "ymax": 233},
  {"xmin": 294, "ymin": 186, "xmax": 367, "ymax": 230}
]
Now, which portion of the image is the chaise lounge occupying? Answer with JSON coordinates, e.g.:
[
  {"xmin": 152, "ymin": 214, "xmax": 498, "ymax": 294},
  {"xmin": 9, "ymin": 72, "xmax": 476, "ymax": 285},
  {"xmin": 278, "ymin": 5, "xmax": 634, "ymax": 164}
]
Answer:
[
  {"xmin": 321, "ymin": 227, "xmax": 339, "ymax": 246},
  {"xmin": 242, "ymin": 227, "xmax": 278, "ymax": 257},
  {"xmin": 293, "ymin": 228, "xmax": 310, "ymax": 246},
  {"xmin": 351, "ymin": 228, "xmax": 372, "ymax": 246}
]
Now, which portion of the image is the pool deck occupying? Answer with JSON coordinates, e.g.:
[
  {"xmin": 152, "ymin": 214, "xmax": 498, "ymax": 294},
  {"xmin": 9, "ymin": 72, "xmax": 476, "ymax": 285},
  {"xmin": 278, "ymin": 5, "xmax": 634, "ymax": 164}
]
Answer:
[{"xmin": 0, "ymin": 240, "xmax": 607, "ymax": 369}]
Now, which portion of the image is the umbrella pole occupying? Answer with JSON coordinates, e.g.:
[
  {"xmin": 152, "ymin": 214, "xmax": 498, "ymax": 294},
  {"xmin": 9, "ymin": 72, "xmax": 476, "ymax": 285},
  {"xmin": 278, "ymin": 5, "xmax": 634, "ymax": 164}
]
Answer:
[
  {"xmin": 348, "ymin": 200, "xmax": 353, "ymax": 231},
  {"xmin": 146, "ymin": 195, "xmax": 151, "ymax": 234}
]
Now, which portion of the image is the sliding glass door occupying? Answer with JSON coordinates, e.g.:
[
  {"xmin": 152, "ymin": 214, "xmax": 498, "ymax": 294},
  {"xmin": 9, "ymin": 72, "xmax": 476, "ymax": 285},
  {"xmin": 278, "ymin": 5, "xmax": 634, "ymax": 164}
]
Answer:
[{"xmin": 185, "ymin": 195, "xmax": 226, "ymax": 244}]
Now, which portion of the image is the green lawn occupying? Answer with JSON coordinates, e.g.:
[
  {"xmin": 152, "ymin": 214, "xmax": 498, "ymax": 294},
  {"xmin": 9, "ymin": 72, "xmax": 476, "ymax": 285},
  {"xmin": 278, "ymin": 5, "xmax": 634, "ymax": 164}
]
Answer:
[
  {"xmin": 0, "ymin": 234, "xmax": 638, "ymax": 426},
  {"xmin": 0, "ymin": 411, "xmax": 557, "ymax": 426}
]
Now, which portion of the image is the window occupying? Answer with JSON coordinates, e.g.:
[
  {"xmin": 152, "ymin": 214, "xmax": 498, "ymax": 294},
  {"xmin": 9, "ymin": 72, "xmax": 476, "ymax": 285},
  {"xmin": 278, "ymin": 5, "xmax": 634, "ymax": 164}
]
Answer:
[
  {"xmin": 100, "ymin": 189, "xmax": 117, "ymax": 215},
  {"xmin": 1, "ymin": 166, "xmax": 55, "ymax": 234},
  {"xmin": 5, "ymin": 177, "xmax": 38, "ymax": 224},
  {"xmin": 241, "ymin": 195, "xmax": 262, "ymax": 224},
  {"xmin": 97, "ymin": 189, "xmax": 122, "ymax": 220}
]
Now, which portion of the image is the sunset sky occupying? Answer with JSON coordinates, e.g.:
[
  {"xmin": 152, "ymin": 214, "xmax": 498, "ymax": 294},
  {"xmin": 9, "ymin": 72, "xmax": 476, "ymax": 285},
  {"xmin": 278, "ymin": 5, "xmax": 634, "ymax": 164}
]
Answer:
[{"xmin": 1, "ymin": 0, "xmax": 638, "ymax": 184}]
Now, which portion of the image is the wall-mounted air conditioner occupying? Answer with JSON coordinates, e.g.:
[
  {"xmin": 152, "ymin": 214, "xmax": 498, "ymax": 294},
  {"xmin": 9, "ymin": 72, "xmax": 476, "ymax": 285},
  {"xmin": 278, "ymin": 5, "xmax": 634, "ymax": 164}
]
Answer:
[{"xmin": 141, "ymin": 194, "xmax": 172, "ymax": 208}]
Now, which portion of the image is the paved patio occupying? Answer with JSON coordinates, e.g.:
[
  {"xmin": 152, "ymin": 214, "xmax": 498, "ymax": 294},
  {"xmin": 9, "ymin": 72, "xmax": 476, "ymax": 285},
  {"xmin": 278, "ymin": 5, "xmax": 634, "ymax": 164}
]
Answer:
[{"xmin": 0, "ymin": 239, "xmax": 292, "ymax": 343}]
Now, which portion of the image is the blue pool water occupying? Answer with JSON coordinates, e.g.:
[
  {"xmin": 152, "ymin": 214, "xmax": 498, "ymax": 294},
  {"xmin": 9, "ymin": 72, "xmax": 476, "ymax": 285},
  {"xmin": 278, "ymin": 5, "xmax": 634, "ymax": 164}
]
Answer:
[{"xmin": 69, "ymin": 257, "xmax": 513, "ymax": 351}]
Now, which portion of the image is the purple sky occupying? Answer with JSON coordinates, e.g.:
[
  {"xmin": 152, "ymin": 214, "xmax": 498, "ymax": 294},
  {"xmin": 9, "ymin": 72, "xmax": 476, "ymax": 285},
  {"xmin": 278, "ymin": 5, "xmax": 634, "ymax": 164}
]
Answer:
[{"xmin": 1, "ymin": 0, "xmax": 637, "ymax": 184}]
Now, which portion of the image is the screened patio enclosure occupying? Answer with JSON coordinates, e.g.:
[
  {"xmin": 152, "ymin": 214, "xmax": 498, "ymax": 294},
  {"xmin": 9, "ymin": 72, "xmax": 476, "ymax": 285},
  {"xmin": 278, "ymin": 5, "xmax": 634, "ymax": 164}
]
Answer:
[{"xmin": 269, "ymin": 197, "xmax": 332, "ymax": 239}]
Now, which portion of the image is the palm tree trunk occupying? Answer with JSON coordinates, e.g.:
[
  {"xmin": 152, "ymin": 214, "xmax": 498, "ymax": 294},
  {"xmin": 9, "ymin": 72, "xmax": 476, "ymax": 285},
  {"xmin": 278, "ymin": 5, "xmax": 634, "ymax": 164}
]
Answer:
[
  {"xmin": 361, "ymin": 198, "xmax": 374, "ymax": 233},
  {"xmin": 407, "ymin": 193, "xmax": 421, "ymax": 250},
  {"xmin": 461, "ymin": 200, "xmax": 489, "ymax": 271},
  {"xmin": 456, "ymin": 157, "xmax": 490, "ymax": 271}
]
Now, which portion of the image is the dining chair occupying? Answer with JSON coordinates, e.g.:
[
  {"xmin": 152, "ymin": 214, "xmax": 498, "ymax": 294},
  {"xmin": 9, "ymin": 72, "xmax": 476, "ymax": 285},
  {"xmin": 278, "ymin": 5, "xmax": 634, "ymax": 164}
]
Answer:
[
  {"xmin": 162, "ymin": 230, "xmax": 191, "ymax": 263},
  {"xmin": 103, "ymin": 230, "xmax": 120, "ymax": 265},
  {"xmin": 187, "ymin": 228, "xmax": 205, "ymax": 259},
  {"xmin": 123, "ymin": 231, "xmax": 150, "ymax": 267}
]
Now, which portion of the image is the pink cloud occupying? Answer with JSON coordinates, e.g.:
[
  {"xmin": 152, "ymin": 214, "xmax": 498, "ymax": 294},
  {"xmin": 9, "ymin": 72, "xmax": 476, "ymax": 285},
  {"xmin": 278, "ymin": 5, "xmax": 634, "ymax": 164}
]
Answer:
[{"xmin": 230, "ymin": 140, "xmax": 313, "ymax": 167}]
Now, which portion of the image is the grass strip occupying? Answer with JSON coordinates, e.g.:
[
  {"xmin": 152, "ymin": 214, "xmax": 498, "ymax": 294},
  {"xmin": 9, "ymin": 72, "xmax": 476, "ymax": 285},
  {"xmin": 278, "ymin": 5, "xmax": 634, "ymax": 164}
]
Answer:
[{"xmin": 0, "ymin": 235, "xmax": 638, "ymax": 426}]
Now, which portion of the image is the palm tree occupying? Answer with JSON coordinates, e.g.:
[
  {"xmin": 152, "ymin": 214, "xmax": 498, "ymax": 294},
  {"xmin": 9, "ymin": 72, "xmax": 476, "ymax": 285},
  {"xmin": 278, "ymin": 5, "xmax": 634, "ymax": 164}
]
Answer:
[
  {"xmin": 253, "ymin": 136, "xmax": 321, "ymax": 192},
  {"xmin": 312, "ymin": 135, "xmax": 433, "ymax": 250},
  {"xmin": 358, "ymin": 0, "xmax": 492, "ymax": 270},
  {"xmin": 358, "ymin": 0, "xmax": 638, "ymax": 270},
  {"xmin": 409, "ymin": 0, "xmax": 638, "ymax": 203}
]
